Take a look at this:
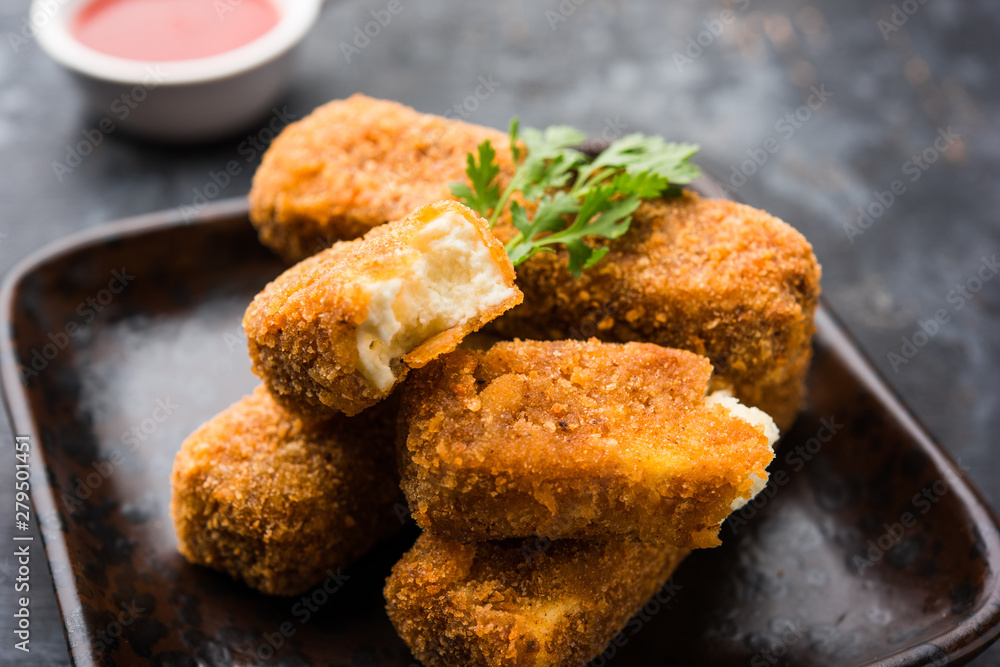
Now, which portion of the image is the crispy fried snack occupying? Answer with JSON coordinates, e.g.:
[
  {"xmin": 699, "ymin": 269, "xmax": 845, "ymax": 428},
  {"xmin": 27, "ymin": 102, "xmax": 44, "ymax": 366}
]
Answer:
[
  {"xmin": 385, "ymin": 533, "xmax": 689, "ymax": 667},
  {"xmin": 170, "ymin": 386, "xmax": 402, "ymax": 596},
  {"xmin": 249, "ymin": 94, "xmax": 514, "ymax": 262},
  {"xmin": 399, "ymin": 340, "xmax": 778, "ymax": 548},
  {"xmin": 244, "ymin": 200, "xmax": 523, "ymax": 417},
  {"xmin": 489, "ymin": 191, "xmax": 821, "ymax": 433},
  {"xmin": 248, "ymin": 95, "xmax": 820, "ymax": 430}
]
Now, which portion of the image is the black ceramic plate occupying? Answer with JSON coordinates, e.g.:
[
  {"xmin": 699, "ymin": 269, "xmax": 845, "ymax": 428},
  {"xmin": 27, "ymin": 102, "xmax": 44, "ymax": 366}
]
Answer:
[{"xmin": 3, "ymin": 198, "xmax": 1000, "ymax": 667}]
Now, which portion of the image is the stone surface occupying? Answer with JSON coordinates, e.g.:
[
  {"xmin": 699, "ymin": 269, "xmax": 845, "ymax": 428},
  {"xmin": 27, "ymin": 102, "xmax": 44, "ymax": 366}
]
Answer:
[{"xmin": 0, "ymin": 0, "xmax": 997, "ymax": 664}]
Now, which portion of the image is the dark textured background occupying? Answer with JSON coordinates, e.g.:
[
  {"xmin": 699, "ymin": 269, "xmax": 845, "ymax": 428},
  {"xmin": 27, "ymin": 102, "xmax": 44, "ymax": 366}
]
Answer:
[{"xmin": 0, "ymin": 0, "xmax": 997, "ymax": 664}]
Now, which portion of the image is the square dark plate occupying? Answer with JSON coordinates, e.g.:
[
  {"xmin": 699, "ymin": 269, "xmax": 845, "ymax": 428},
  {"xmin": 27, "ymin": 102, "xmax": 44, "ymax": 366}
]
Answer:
[{"xmin": 3, "ymin": 198, "xmax": 1000, "ymax": 667}]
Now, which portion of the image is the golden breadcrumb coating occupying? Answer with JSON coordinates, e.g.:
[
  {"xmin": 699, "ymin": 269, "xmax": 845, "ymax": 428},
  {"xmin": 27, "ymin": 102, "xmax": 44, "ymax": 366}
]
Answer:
[
  {"xmin": 244, "ymin": 200, "xmax": 523, "ymax": 417},
  {"xmin": 169, "ymin": 386, "xmax": 402, "ymax": 596},
  {"xmin": 247, "ymin": 95, "xmax": 819, "ymax": 430},
  {"xmin": 249, "ymin": 94, "xmax": 514, "ymax": 262},
  {"xmin": 385, "ymin": 533, "xmax": 688, "ymax": 667},
  {"xmin": 490, "ymin": 191, "xmax": 821, "ymax": 433},
  {"xmin": 399, "ymin": 340, "xmax": 776, "ymax": 548}
]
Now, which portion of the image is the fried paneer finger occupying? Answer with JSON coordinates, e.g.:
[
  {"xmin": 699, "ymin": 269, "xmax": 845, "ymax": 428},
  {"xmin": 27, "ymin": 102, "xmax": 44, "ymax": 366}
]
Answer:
[
  {"xmin": 249, "ymin": 94, "xmax": 514, "ymax": 262},
  {"xmin": 399, "ymin": 340, "xmax": 778, "ymax": 548},
  {"xmin": 489, "ymin": 191, "xmax": 821, "ymax": 433},
  {"xmin": 170, "ymin": 386, "xmax": 402, "ymax": 596},
  {"xmin": 248, "ymin": 96, "xmax": 820, "ymax": 431},
  {"xmin": 385, "ymin": 533, "xmax": 689, "ymax": 667},
  {"xmin": 244, "ymin": 200, "xmax": 523, "ymax": 417}
]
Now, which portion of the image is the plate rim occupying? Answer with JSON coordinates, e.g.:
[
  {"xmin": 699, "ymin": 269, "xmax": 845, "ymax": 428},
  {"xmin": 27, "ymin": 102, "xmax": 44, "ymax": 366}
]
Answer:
[{"xmin": 2, "ymin": 197, "xmax": 999, "ymax": 667}]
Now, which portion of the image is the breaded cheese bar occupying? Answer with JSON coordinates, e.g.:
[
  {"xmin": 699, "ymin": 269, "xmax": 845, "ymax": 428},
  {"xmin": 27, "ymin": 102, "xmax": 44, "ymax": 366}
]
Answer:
[
  {"xmin": 244, "ymin": 200, "xmax": 523, "ymax": 417},
  {"xmin": 249, "ymin": 94, "xmax": 513, "ymax": 262},
  {"xmin": 247, "ymin": 96, "xmax": 820, "ymax": 431},
  {"xmin": 398, "ymin": 340, "xmax": 778, "ymax": 548},
  {"xmin": 490, "ymin": 191, "xmax": 822, "ymax": 432},
  {"xmin": 170, "ymin": 386, "xmax": 402, "ymax": 596},
  {"xmin": 385, "ymin": 533, "xmax": 689, "ymax": 667}
]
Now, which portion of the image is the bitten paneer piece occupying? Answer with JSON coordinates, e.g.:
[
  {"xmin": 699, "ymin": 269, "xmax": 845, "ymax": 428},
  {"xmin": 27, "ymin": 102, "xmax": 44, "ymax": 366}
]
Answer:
[
  {"xmin": 249, "ymin": 94, "xmax": 514, "ymax": 262},
  {"xmin": 489, "ymin": 191, "xmax": 821, "ymax": 433},
  {"xmin": 385, "ymin": 533, "xmax": 689, "ymax": 667},
  {"xmin": 399, "ymin": 340, "xmax": 778, "ymax": 548},
  {"xmin": 244, "ymin": 200, "xmax": 523, "ymax": 417},
  {"xmin": 170, "ymin": 386, "xmax": 402, "ymax": 596}
]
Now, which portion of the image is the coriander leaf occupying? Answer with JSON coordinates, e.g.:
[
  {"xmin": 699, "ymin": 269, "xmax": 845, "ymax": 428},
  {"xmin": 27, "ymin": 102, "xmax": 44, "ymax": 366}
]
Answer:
[
  {"xmin": 559, "ymin": 240, "xmax": 610, "ymax": 280},
  {"xmin": 508, "ymin": 117, "xmax": 522, "ymax": 164},
  {"xmin": 457, "ymin": 118, "xmax": 702, "ymax": 278},
  {"xmin": 515, "ymin": 191, "xmax": 581, "ymax": 241},
  {"xmin": 531, "ymin": 191, "xmax": 582, "ymax": 236},
  {"xmin": 584, "ymin": 246, "xmax": 610, "ymax": 270},
  {"xmin": 555, "ymin": 178, "xmax": 639, "ymax": 241},
  {"xmin": 515, "ymin": 125, "xmax": 587, "ymax": 201},
  {"xmin": 506, "ymin": 239, "xmax": 546, "ymax": 266},
  {"xmin": 579, "ymin": 134, "xmax": 702, "ymax": 189},
  {"xmin": 562, "ymin": 239, "xmax": 594, "ymax": 279},
  {"xmin": 504, "ymin": 192, "xmax": 580, "ymax": 266},
  {"xmin": 489, "ymin": 123, "xmax": 585, "ymax": 227},
  {"xmin": 580, "ymin": 197, "xmax": 638, "ymax": 240},
  {"xmin": 530, "ymin": 180, "xmax": 641, "ymax": 275},
  {"xmin": 449, "ymin": 182, "xmax": 482, "ymax": 214},
  {"xmin": 509, "ymin": 200, "xmax": 533, "ymax": 237},
  {"xmin": 614, "ymin": 171, "xmax": 670, "ymax": 199},
  {"xmin": 449, "ymin": 140, "xmax": 500, "ymax": 218},
  {"xmin": 520, "ymin": 154, "xmax": 581, "ymax": 201},
  {"xmin": 521, "ymin": 125, "xmax": 587, "ymax": 160},
  {"xmin": 507, "ymin": 200, "xmax": 557, "ymax": 266}
]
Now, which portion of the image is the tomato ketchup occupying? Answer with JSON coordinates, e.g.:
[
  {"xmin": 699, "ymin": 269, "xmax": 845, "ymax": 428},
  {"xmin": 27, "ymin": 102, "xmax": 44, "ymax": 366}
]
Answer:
[{"xmin": 72, "ymin": 0, "xmax": 280, "ymax": 62}]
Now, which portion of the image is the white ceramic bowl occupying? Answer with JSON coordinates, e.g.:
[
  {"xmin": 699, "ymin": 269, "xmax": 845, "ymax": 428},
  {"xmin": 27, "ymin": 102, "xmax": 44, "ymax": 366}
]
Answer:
[{"xmin": 34, "ymin": 0, "xmax": 322, "ymax": 142}]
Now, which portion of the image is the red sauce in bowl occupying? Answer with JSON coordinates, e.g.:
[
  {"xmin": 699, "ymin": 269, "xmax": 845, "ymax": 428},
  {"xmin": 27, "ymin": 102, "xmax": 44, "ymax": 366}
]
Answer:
[{"xmin": 72, "ymin": 0, "xmax": 281, "ymax": 62}]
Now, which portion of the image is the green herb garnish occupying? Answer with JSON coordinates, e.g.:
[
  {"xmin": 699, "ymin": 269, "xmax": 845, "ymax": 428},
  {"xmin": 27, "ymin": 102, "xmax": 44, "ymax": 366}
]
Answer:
[{"xmin": 450, "ymin": 119, "xmax": 701, "ymax": 277}]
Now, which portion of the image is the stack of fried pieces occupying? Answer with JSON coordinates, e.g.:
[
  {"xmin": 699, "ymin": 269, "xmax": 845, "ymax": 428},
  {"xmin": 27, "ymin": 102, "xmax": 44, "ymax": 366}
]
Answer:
[{"xmin": 170, "ymin": 95, "xmax": 820, "ymax": 667}]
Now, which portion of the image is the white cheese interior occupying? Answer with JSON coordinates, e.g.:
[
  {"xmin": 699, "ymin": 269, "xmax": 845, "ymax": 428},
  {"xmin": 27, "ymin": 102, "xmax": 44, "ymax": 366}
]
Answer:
[
  {"xmin": 356, "ymin": 212, "xmax": 516, "ymax": 391},
  {"xmin": 705, "ymin": 389, "xmax": 780, "ymax": 510}
]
